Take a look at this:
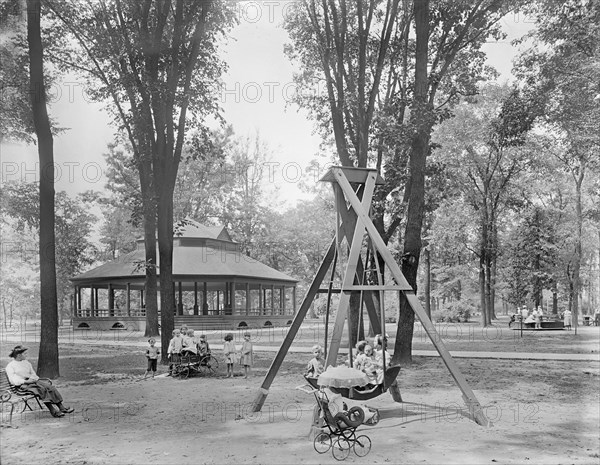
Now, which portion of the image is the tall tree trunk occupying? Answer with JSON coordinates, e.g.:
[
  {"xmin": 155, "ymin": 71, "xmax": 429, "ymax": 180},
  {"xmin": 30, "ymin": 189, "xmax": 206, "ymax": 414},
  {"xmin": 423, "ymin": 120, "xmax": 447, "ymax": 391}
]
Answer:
[
  {"xmin": 572, "ymin": 168, "xmax": 584, "ymax": 334},
  {"xmin": 392, "ymin": 0, "xmax": 429, "ymax": 366},
  {"xmin": 158, "ymin": 184, "xmax": 175, "ymax": 361},
  {"xmin": 27, "ymin": 0, "xmax": 59, "ymax": 378},
  {"xmin": 423, "ymin": 247, "xmax": 431, "ymax": 319},
  {"xmin": 139, "ymin": 156, "xmax": 159, "ymax": 338},
  {"xmin": 485, "ymin": 255, "xmax": 493, "ymax": 323},
  {"xmin": 490, "ymin": 221, "xmax": 498, "ymax": 320},
  {"xmin": 479, "ymin": 253, "xmax": 488, "ymax": 326}
]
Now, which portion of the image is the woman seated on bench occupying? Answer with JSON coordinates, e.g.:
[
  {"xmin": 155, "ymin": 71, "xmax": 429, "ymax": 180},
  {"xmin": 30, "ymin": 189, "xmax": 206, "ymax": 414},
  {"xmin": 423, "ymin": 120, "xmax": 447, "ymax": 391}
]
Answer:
[{"xmin": 5, "ymin": 345, "xmax": 74, "ymax": 418}]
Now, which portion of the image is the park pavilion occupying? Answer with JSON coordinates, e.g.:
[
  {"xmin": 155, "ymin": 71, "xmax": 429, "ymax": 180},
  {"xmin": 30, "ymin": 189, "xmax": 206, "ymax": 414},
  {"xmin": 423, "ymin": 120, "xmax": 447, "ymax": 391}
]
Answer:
[{"xmin": 70, "ymin": 221, "xmax": 298, "ymax": 332}]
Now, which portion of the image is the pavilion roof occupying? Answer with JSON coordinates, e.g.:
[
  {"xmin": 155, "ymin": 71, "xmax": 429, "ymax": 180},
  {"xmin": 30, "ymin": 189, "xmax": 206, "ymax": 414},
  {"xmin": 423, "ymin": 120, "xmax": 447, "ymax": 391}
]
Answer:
[{"xmin": 71, "ymin": 221, "xmax": 297, "ymax": 285}]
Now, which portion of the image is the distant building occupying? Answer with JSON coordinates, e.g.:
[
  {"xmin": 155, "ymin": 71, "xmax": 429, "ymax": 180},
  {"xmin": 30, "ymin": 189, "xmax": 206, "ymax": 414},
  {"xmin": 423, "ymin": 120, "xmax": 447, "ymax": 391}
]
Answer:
[{"xmin": 70, "ymin": 221, "xmax": 297, "ymax": 331}]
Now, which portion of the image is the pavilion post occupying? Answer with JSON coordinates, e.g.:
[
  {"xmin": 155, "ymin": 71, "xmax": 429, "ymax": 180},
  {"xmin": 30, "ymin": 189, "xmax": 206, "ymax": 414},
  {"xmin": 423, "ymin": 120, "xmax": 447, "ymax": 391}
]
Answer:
[
  {"xmin": 270, "ymin": 285, "xmax": 275, "ymax": 315},
  {"xmin": 94, "ymin": 288, "xmax": 99, "ymax": 315},
  {"xmin": 258, "ymin": 284, "xmax": 263, "ymax": 315},
  {"xmin": 126, "ymin": 283, "xmax": 131, "ymax": 316},
  {"xmin": 292, "ymin": 287, "xmax": 296, "ymax": 313},
  {"xmin": 193, "ymin": 282, "xmax": 199, "ymax": 315},
  {"xmin": 90, "ymin": 287, "xmax": 95, "ymax": 312},
  {"xmin": 231, "ymin": 282, "xmax": 236, "ymax": 315},
  {"xmin": 177, "ymin": 281, "xmax": 183, "ymax": 315},
  {"xmin": 246, "ymin": 283, "xmax": 250, "ymax": 315},
  {"xmin": 279, "ymin": 286, "xmax": 284, "ymax": 315},
  {"xmin": 203, "ymin": 282, "xmax": 208, "ymax": 315},
  {"xmin": 108, "ymin": 284, "xmax": 114, "ymax": 317}
]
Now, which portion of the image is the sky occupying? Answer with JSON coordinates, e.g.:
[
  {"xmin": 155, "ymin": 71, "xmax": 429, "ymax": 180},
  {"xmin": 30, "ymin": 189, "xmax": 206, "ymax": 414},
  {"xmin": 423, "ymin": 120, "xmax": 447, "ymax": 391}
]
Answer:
[{"xmin": 0, "ymin": 3, "xmax": 535, "ymax": 208}]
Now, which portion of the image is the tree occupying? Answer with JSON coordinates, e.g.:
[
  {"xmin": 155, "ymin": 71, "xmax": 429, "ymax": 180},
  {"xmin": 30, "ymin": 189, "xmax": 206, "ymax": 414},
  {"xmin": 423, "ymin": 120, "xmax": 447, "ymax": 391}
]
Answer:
[
  {"xmin": 25, "ymin": 0, "xmax": 60, "ymax": 378},
  {"xmin": 1, "ymin": 182, "xmax": 98, "ymax": 323},
  {"xmin": 0, "ymin": 1, "xmax": 34, "ymax": 143},
  {"xmin": 505, "ymin": 206, "xmax": 559, "ymax": 310},
  {"xmin": 285, "ymin": 0, "xmax": 521, "ymax": 362},
  {"xmin": 515, "ymin": 0, "xmax": 600, "ymax": 331},
  {"xmin": 431, "ymin": 85, "xmax": 537, "ymax": 326},
  {"xmin": 48, "ymin": 0, "xmax": 235, "ymax": 355}
]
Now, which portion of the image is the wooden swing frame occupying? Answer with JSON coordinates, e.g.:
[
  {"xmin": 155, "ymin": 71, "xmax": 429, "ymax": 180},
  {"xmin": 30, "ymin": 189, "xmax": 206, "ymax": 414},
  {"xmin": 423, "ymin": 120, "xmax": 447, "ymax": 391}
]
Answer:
[{"xmin": 251, "ymin": 166, "xmax": 490, "ymax": 427}]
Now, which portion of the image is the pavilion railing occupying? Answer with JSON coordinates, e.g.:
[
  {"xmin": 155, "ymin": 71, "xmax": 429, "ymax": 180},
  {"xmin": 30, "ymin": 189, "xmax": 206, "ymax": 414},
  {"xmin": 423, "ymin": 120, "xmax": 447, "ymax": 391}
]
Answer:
[
  {"xmin": 74, "ymin": 307, "xmax": 294, "ymax": 318},
  {"xmin": 74, "ymin": 308, "xmax": 146, "ymax": 318}
]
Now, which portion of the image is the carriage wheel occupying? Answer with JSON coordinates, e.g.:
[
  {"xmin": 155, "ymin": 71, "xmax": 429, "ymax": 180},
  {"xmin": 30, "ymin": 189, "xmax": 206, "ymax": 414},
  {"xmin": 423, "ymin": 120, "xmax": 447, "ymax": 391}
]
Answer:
[
  {"xmin": 331, "ymin": 438, "xmax": 351, "ymax": 461},
  {"xmin": 179, "ymin": 366, "xmax": 190, "ymax": 379},
  {"xmin": 201, "ymin": 355, "xmax": 219, "ymax": 376},
  {"xmin": 313, "ymin": 432, "xmax": 331, "ymax": 454},
  {"xmin": 353, "ymin": 435, "xmax": 371, "ymax": 457}
]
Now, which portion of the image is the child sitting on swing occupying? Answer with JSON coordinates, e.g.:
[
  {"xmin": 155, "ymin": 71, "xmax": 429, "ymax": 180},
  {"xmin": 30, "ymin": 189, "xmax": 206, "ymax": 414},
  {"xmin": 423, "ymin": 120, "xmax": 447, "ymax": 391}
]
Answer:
[{"xmin": 356, "ymin": 344, "xmax": 378, "ymax": 387}]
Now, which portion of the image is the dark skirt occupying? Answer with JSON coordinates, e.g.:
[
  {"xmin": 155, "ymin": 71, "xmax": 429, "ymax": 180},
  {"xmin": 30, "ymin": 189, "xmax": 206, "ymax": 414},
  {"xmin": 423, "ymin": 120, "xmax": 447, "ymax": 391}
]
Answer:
[{"xmin": 20, "ymin": 379, "xmax": 63, "ymax": 404}]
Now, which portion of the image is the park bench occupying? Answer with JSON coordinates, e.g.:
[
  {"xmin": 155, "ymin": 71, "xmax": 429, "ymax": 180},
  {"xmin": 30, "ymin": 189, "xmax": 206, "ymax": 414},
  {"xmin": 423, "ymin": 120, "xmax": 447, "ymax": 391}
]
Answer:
[
  {"xmin": 518, "ymin": 320, "xmax": 565, "ymax": 330},
  {"xmin": 0, "ymin": 368, "xmax": 45, "ymax": 425}
]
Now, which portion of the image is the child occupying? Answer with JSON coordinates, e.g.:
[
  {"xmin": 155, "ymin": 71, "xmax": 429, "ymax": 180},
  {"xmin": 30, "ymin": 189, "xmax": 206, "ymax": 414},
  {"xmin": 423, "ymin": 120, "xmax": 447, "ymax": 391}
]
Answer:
[
  {"xmin": 306, "ymin": 345, "xmax": 325, "ymax": 377},
  {"xmin": 167, "ymin": 329, "xmax": 183, "ymax": 375},
  {"xmin": 361, "ymin": 344, "xmax": 378, "ymax": 385},
  {"xmin": 182, "ymin": 329, "xmax": 198, "ymax": 356},
  {"xmin": 372, "ymin": 335, "xmax": 391, "ymax": 384},
  {"xmin": 223, "ymin": 333, "xmax": 237, "ymax": 378},
  {"xmin": 239, "ymin": 333, "xmax": 253, "ymax": 378},
  {"xmin": 353, "ymin": 340, "xmax": 369, "ymax": 372},
  {"xmin": 198, "ymin": 334, "xmax": 210, "ymax": 356},
  {"xmin": 144, "ymin": 338, "xmax": 160, "ymax": 379}
]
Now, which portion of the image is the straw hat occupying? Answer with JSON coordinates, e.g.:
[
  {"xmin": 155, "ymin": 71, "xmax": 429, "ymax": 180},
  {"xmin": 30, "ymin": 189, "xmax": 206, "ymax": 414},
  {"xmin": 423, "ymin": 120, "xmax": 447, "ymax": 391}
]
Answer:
[{"xmin": 8, "ymin": 345, "xmax": 28, "ymax": 358}]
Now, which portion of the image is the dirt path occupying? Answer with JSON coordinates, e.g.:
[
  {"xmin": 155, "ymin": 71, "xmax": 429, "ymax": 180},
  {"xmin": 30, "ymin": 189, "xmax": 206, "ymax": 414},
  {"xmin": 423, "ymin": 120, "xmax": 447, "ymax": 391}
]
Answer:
[{"xmin": 2, "ymin": 350, "xmax": 599, "ymax": 465}]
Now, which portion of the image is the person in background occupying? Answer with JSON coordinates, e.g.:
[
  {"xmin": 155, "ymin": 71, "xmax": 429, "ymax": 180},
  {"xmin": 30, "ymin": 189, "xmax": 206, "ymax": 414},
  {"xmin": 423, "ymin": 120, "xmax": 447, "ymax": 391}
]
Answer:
[
  {"xmin": 239, "ymin": 333, "xmax": 253, "ymax": 379},
  {"xmin": 223, "ymin": 333, "xmax": 237, "ymax": 378},
  {"xmin": 144, "ymin": 338, "xmax": 160, "ymax": 379},
  {"xmin": 198, "ymin": 334, "xmax": 211, "ymax": 356},
  {"xmin": 167, "ymin": 329, "xmax": 183, "ymax": 375},
  {"xmin": 5, "ymin": 345, "xmax": 74, "ymax": 418},
  {"xmin": 563, "ymin": 309, "xmax": 572, "ymax": 330},
  {"xmin": 181, "ymin": 329, "xmax": 198, "ymax": 356},
  {"xmin": 535, "ymin": 306, "xmax": 544, "ymax": 329}
]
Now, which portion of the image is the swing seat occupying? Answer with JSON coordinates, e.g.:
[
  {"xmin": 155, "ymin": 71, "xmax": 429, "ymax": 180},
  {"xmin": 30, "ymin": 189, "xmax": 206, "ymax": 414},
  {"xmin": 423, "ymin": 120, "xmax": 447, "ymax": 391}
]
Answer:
[{"xmin": 304, "ymin": 365, "xmax": 401, "ymax": 401}]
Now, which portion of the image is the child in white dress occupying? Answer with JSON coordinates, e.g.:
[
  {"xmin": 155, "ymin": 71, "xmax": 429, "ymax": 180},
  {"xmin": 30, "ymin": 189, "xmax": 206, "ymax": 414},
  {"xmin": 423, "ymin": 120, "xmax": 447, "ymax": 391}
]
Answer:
[
  {"xmin": 240, "ymin": 333, "xmax": 253, "ymax": 378},
  {"xmin": 223, "ymin": 333, "xmax": 237, "ymax": 378}
]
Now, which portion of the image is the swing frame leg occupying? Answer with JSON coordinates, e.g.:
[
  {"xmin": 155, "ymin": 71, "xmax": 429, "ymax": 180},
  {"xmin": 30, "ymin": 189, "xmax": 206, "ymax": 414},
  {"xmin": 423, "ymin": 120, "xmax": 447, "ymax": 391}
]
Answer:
[{"xmin": 251, "ymin": 240, "xmax": 336, "ymax": 412}]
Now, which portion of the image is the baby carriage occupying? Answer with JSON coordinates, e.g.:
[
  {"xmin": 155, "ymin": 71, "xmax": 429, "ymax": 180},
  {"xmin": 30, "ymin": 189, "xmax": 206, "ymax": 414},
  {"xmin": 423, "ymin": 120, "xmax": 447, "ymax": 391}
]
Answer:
[{"xmin": 298, "ymin": 366, "xmax": 377, "ymax": 461}]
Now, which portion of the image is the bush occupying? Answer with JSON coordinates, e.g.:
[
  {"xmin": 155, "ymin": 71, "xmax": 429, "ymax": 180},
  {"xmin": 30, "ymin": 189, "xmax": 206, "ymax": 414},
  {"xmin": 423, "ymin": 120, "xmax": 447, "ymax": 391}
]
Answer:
[{"xmin": 433, "ymin": 301, "xmax": 474, "ymax": 323}]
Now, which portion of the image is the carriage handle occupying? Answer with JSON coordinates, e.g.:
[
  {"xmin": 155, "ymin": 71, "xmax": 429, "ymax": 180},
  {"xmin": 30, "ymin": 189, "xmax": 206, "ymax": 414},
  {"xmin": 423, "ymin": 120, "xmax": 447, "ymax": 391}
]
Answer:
[{"xmin": 295, "ymin": 384, "xmax": 318, "ymax": 394}]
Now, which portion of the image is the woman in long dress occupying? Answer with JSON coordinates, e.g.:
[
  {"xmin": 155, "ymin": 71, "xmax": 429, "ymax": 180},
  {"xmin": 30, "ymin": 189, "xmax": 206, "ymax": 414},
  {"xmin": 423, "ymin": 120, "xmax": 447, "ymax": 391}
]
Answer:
[
  {"xmin": 5, "ymin": 345, "xmax": 74, "ymax": 417},
  {"xmin": 563, "ymin": 309, "xmax": 572, "ymax": 330}
]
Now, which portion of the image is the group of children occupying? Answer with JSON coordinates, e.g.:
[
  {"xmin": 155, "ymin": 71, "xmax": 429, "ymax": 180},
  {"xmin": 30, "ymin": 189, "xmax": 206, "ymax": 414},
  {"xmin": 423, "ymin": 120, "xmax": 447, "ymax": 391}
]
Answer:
[
  {"xmin": 223, "ymin": 332, "xmax": 254, "ymax": 378},
  {"xmin": 306, "ymin": 334, "xmax": 390, "ymax": 387},
  {"xmin": 143, "ymin": 326, "xmax": 254, "ymax": 379}
]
